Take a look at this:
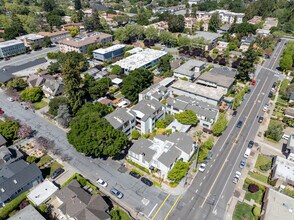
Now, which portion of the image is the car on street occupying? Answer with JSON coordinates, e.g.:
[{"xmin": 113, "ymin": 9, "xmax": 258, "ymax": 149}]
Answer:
[
  {"xmin": 97, "ymin": 178, "xmax": 108, "ymax": 187},
  {"xmin": 263, "ymin": 104, "xmax": 269, "ymax": 112},
  {"xmin": 111, "ymin": 188, "xmax": 124, "ymax": 199},
  {"xmin": 268, "ymin": 92, "xmax": 273, "ymax": 98},
  {"xmin": 51, "ymin": 168, "xmax": 64, "ymax": 179},
  {"xmin": 233, "ymin": 171, "xmax": 241, "ymax": 184},
  {"xmin": 141, "ymin": 177, "xmax": 153, "ymax": 186},
  {"xmin": 7, "ymin": 97, "xmax": 14, "ymax": 102},
  {"xmin": 199, "ymin": 163, "xmax": 206, "ymax": 172},
  {"xmin": 232, "ymin": 110, "xmax": 237, "ymax": 117},
  {"xmin": 239, "ymin": 160, "xmax": 246, "ymax": 169},
  {"xmin": 236, "ymin": 121, "xmax": 243, "ymax": 128},
  {"xmin": 258, "ymin": 116, "xmax": 264, "ymax": 123},
  {"xmin": 129, "ymin": 171, "xmax": 141, "ymax": 179},
  {"xmin": 23, "ymin": 105, "xmax": 29, "ymax": 110},
  {"xmin": 272, "ymin": 82, "xmax": 277, "ymax": 88},
  {"xmin": 247, "ymin": 89, "xmax": 251, "ymax": 93},
  {"xmin": 248, "ymin": 140, "xmax": 254, "ymax": 148}
]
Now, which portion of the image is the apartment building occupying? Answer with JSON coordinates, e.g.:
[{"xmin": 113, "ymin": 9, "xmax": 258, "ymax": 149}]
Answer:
[
  {"xmin": 173, "ymin": 59, "xmax": 205, "ymax": 81},
  {"xmin": 271, "ymin": 156, "xmax": 294, "ymax": 187},
  {"xmin": 59, "ymin": 32, "xmax": 112, "ymax": 54},
  {"xmin": 93, "ymin": 44, "xmax": 125, "ymax": 61},
  {"xmin": 17, "ymin": 34, "xmax": 44, "ymax": 49},
  {"xmin": 196, "ymin": 10, "xmax": 244, "ymax": 24},
  {"xmin": 139, "ymin": 84, "xmax": 170, "ymax": 102},
  {"xmin": 38, "ymin": 30, "xmax": 70, "ymax": 43},
  {"xmin": 0, "ymin": 40, "xmax": 26, "ymax": 58}
]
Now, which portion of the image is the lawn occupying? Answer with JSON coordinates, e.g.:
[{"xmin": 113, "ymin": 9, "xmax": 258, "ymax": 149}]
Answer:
[
  {"xmin": 255, "ymin": 154, "xmax": 272, "ymax": 171},
  {"xmin": 248, "ymin": 171, "xmax": 268, "ymax": 184},
  {"xmin": 276, "ymin": 95, "xmax": 288, "ymax": 107},
  {"xmin": 243, "ymin": 180, "xmax": 265, "ymax": 205},
  {"xmin": 114, "ymin": 92, "xmax": 124, "ymax": 99},
  {"xmin": 34, "ymin": 100, "xmax": 47, "ymax": 110},
  {"xmin": 49, "ymin": 161, "xmax": 63, "ymax": 175},
  {"xmin": 233, "ymin": 201, "xmax": 254, "ymax": 220},
  {"xmin": 283, "ymin": 188, "xmax": 294, "ymax": 198},
  {"xmin": 37, "ymin": 155, "xmax": 53, "ymax": 167}
]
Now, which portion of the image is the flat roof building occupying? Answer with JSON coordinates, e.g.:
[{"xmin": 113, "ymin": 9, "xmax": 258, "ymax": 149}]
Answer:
[
  {"xmin": 17, "ymin": 34, "xmax": 44, "ymax": 49},
  {"xmin": 173, "ymin": 59, "xmax": 206, "ymax": 81},
  {"xmin": 38, "ymin": 30, "xmax": 70, "ymax": 43},
  {"xmin": 113, "ymin": 48, "xmax": 167, "ymax": 73},
  {"xmin": 93, "ymin": 44, "xmax": 125, "ymax": 61},
  {"xmin": 0, "ymin": 40, "xmax": 26, "ymax": 58},
  {"xmin": 271, "ymin": 156, "xmax": 294, "ymax": 187}
]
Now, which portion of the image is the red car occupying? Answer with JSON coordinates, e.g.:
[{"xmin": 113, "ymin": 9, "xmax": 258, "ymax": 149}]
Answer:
[{"xmin": 251, "ymin": 80, "xmax": 256, "ymax": 85}]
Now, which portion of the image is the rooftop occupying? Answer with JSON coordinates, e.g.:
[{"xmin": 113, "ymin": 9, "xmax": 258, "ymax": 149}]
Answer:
[
  {"xmin": 105, "ymin": 108, "xmax": 135, "ymax": 129},
  {"xmin": 132, "ymin": 99, "xmax": 163, "ymax": 121},
  {"xmin": 197, "ymin": 68, "xmax": 236, "ymax": 88},
  {"xmin": 174, "ymin": 59, "xmax": 205, "ymax": 77},
  {"xmin": 17, "ymin": 34, "xmax": 44, "ymax": 41},
  {"xmin": 272, "ymin": 156, "xmax": 294, "ymax": 183},
  {"xmin": 113, "ymin": 48, "xmax": 167, "ymax": 71},
  {"xmin": 93, "ymin": 44, "xmax": 125, "ymax": 54},
  {"xmin": 27, "ymin": 179, "xmax": 58, "ymax": 206},
  {"xmin": 38, "ymin": 30, "xmax": 69, "ymax": 37},
  {"xmin": 188, "ymin": 31, "xmax": 223, "ymax": 43},
  {"xmin": 0, "ymin": 40, "xmax": 24, "ymax": 49},
  {"xmin": 8, "ymin": 205, "xmax": 46, "ymax": 220},
  {"xmin": 166, "ymin": 119, "xmax": 191, "ymax": 133},
  {"xmin": 171, "ymin": 80, "xmax": 225, "ymax": 102},
  {"xmin": 130, "ymin": 139, "xmax": 156, "ymax": 163}
]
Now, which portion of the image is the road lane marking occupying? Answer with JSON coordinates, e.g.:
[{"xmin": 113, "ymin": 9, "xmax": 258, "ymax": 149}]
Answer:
[
  {"xmin": 199, "ymin": 182, "xmax": 202, "ymax": 186},
  {"xmin": 151, "ymin": 194, "xmax": 170, "ymax": 220},
  {"xmin": 203, "ymin": 176, "xmax": 206, "ymax": 180},
  {"xmin": 148, "ymin": 203, "xmax": 158, "ymax": 217},
  {"xmin": 195, "ymin": 189, "xmax": 198, "ymax": 193},
  {"xmin": 200, "ymin": 76, "xmax": 269, "ymax": 208},
  {"xmin": 164, "ymin": 195, "xmax": 182, "ymax": 220}
]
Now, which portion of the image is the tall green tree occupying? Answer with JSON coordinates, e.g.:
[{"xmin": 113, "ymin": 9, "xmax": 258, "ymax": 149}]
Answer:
[
  {"xmin": 237, "ymin": 48, "xmax": 257, "ymax": 81},
  {"xmin": 167, "ymin": 161, "xmax": 189, "ymax": 183},
  {"xmin": 20, "ymin": 87, "xmax": 43, "ymax": 103},
  {"xmin": 144, "ymin": 26, "xmax": 159, "ymax": 41},
  {"xmin": 212, "ymin": 113, "xmax": 228, "ymax": 136},
  {"xmin": 280, "ymin": 54, "xmax": 293, "ymax": 71},
  {"xmin": 168, "ymin": 15, "xmax": 185, "ymax": 33},
  {"xmin": 3, "ymin": 15, "xmax": 26, "ymax": 40},
  {"xmin": 265, "ymin": 120, "xmax": 283, "ymax": 141},
  {"xmin": 74, "ymin": 0, "xmax": 82, "ymax": 10},
  {"xmin": 7, "ymin": 78, "xmax": 27, "ymax": 91},
  {"xmin": 43, "ymin": 0, "xmax": 56, "ymax": 12},
  {"xmin": 208, "ymin": 13, "xmax": 221, "ymax": 32},
  {"xmin": 0, "ymin": 120, "xmax": 20, "ymax": 143},
  {"xmin": 175, "ymin": 110, "xmax": 198, "ymax": 125},
  {"xmin": 83, "ymin": 75, "xmax": 111, "ymax": 100},
  {"xmin": 48, "ymin": 96, "xmax": 69, "ymax": 116}
]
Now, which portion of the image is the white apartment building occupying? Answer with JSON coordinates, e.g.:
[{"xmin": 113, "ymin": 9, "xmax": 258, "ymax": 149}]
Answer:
[
  {"xmin": 196, "ymin": 10, "xmax": 244, "ymax": 24},
  {"xmin": 0, "ymin": 40, "xmax": 26, "ymax": 58},
  {"xmin": 38, "ymin": 30, "xmax": 70, "ymax": 43},
  {"xmin": 271, "ymin": 156, "xmax": 294, "ymax": 187}
]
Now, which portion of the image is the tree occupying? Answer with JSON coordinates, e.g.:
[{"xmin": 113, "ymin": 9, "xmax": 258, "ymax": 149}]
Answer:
[
  {"xmin": 3, "ymin": 16, "xmax": 26, "ymax": 40},
  {"xmin": 111, "ymin": 65, "xmax": 123, "ymax": 75},
  {"xmin": 167, "ymin": 160, "xmax": 189, "ymax": 183},
  {"xmin": 68, "ymin": 27, "xmax": 80, "ymax": 37},
  {"xmin": 43, "ymin": 0, "xmax": 56, "ymax": 12},
  {"xmin": 158, "ymin": 56, "xmax": 171, "ymax": 73},
  {"xmin": 131, "ymin": 130, "xmax": 140, "ymax": 140},
  {"xmin": 145, "ymin": 26, "xmax": 159, "ymax": 41},
  {"xmin": 113, "ymin": 15, "xmax": 129, "ymax": 26},
  {"xmin": 74, "ymin": 0, "xmax": 82, "ymax": 10},
  {"xmin": 84, "ymin": 75, "xmax": 111, "ymax": 100},
  {"xmin": 20, "ymin": 87, "xmax": 43, "ymax": 103},
  {"xmin": 282, "ymin": 84, "xmax": 294, "ymax": 100},
  {"xmin": 48, "ymin": 96, "xmax": 69, "ymax": 116},
  {"xmin": 159, "ymin": 31, "xmax": 177, "ymax": 47},
  {"xmin": 168, "ymin": 15, "xmax": 185, "ymax": 33},
  {"xmin": 201, "ymin": 137, "xmax": 214, "ymax": 150},
  {"xmin": 212, "ymin": 113, "xmax": 228, "ymax": 136},
  {"xmin": 7, "ymin": 78, "xmax": 27, "ymax": 91},
  {"xmin": 253, "ymin": 206, "xmax": 261, "ymax": 217},
  {"xmin": 47, "ymin": 12, "xmax": 63, "ymax": 27},
  {"xmin": 83, "ymin": 11, "xmax": 102, "ymax": 32},
  {"xmin": 121, "ymin": 68, "xmax": 154, "ymax": 102},
  {"xmin": 265, "ymin": 120, "xmax": 284, "ymax": 141},
  {"xmin": 18, "ymin": 124, "xmax": 33, "ymax": 139},
  {"xmin": 0, "ymin": 120, "xmax": 20, "ymax": 143},
  {"xmin": 237, "ymin": 48, "xmax": 257, "ymax": 81},
  {"xmin": 156, "ymin": 120, "xmax": 166, "ymax": 128},
  {"xmin": 175, "ymin": 110, "xmax": 198, "ymax": 125},
  {"xmin": 47, "ymin": 62, "xmax": 60, "ymax": 74},
  {"xmin": 229, "ymin": 23, "xmax": 257, "ymax": 35},
  {"xmin": 279, "ymin": 54, "xmax": 293, "ymax": 71},
  {"xmin": 55, "ymin": 105, "xmax": 72, "ymax": 128},
  {"xmin": 208, "ymin": 13, "xmax": 221, "ymax": 32},
  {"xmin": 198, "ymin": 1, "xmax": 218, "ymax": 11},
  {"xmin": 248, "ymin": 184, "xmax": 259, "ymax": 193}
]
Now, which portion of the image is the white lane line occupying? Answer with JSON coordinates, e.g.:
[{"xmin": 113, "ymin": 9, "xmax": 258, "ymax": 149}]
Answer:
[
  {"xmin": 148, "ymin": 203, "xmax": 158, "ymax": 218},
  {"xmin": 195, "ymin": 189, "xmax": 198, "ymax": 193},
  {"xmin": 207, "ymin": 170, "xmax": 210, "ymax": 174},
  {"xmin": 191, "ymin": 197, "xmax": 194, "ymax": 201},
  {"xmin": 203, "ymin": 176, "xmax": 206, "ymax": 180},
  {"xmin": 200, "ymin": 182, "xmax": 202, "ymax": 186}
]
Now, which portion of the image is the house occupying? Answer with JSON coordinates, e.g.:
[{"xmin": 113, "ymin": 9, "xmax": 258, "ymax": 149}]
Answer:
[
  {"xmin": 0, "ymin": 159, "xmax": 43, "ymax": 207},
  {"xmin": 263, "ymin": 17, "xmax": 278, "ymax": 30},
  {"xmin": 139, "ymin": 84, "xmax": 169, "ymax": 102},
  {"xmin": 61, "ymin": 23, "xmax": 84, "ymax": 31},
  {"xmin": 27, "ymin": 74, "xmax": 54, "ymax": 87},
  {"xmin": 0, "ymin": 145, "xmax": 23, "ymax": 171},
  {"xmin": 166, "ymin": 95, "xmax": 219, "ymax": 129},
  {"xmin": 218, "ymin": 24, "xmax": 231, "ymax": 33},
  {"xmin": 59, "ymin": 32, "xmax": 112, "ymax": 54},
  {"xmin": 216, "ymin": 41, "xmax": 229, "ymax": 52},
  {"xmin": 188, "ymin": 31, "xmax": 223, "ymax": 50},
  {"xmin": 98, "ymin": 97, "xmax": 112, "ymax": 107},
  {"xmin": 173, "ymin": 59, "xmax": 205, "ymax": 81},
  {"xmin": 284, "ymin": 107, "xmax": 294, "ymax": 119},
  {"xmin": 132, "ymin": 99, "xmax": 164, "ymax": 134},
  {"xmin": 0, "ymin": 40, "xmax": 26, "ymax": 58},
  {"xmin": 166, "ymin": 119, "xmax": 191, "ymax": 133},
  {"xmin": 27, "ymin": 179, "xmax": 58, "ymax": 206},
  {"xmin": 113, "ymin": 48, "xmax": 167, "ymax": 74},
  {"xmin": 38, "ymin": 31, "xmax": 70, "ymax": 43},
  {"xmin": 54, "ymin": 180, "xmax": 110, "ymax": 220},
  {"xmin": 289, "ymin": 92, "xmax": 294, "ymax": 103},
  {"xmin": 91, "ymin": 3, "xmax": 109, "ymax": 12},
  {"xmin": 271, "ymin": 156, "xmax": 294, "ymax": 187},
  {"xmin": 196, "ymin": 67, "xmax": 237, "ymax": 92},
  {"xmin": 171, "ymin": 80, "xmax": 225, "ymax": 105},
  {"xmin": 185, "ymin": 17, "xmax": 197, "ymax": 29},
  {"xmin": 8, "ymin": 204, "xmax": 46, "ymax": 220},
  {"xmin": 247, "ymin": 16, "xmax": 262, "ymax": 25},
  {"xmin": 105, "ymin": 108, "xmax": 136, "ymax": 135},
  {"xmin": 286, "ymin": 135, "xmax": 294, "ymax": 161},
  {"xmin": 42, "ymin": 79, "xmax": 64, "ymax": 98},
  {"xmin": 128, "ymin": 132, "xmax": 195, "ymax": 178},
  {"xmin": 260, "ymin": 188, "xmax": 294, "ymax": 220},
  {"xmin": 239, "ymin": 42, "xmax": 250, "ymax": 52},
  {"xmin": 256, "ymin": 29, "xmax": 271, "ymax": 37},
  {"xmin": 93, "ymin": 44, "xmax": 125, "ymax": 61},
  {"xmin": 17, "ymin": 34, "xmax": 44, "ymax": 49}
]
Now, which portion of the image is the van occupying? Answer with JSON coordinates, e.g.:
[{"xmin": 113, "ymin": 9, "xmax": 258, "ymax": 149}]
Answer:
[{"xmin": 244, "ymin": 148, "xmax": 251, "ymax": 158}]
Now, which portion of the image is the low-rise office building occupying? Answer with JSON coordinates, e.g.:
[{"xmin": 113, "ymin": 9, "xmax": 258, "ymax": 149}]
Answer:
[
  {"xmin": 38, "ymin": 30, "xmax": 70, "ymax": 43},
  {"xmin": 113, "ymin": 48, "xmax": 167, "ymax": 74},
  {"xmin": 187, "ymin": 31, "xmax": 223, "ymax": 50},
  {"xmin": 166, "ymin": 95, "xmax": 219, "ymax": 130},
  {"xmin": 93, "ymin": 44, "xmax": 125, "ymax": 61},
  {"xmin": 271, "ymin": 156, "xmax": 294, "ymax": 187},
  {"xmin": 0, "ymin": 40, "xmax": 26, "ymax": 58},
  {"xmin": 59, "ymin": 32, "xmax": 112, "ymax": 54},
  {"xmin": 128, "ymin": 133, "xmax": 195, "ymax": 178},
  {"xmin": 17, "ymin": 34, "xmax": 44, "ymax": 49},
  {"xmin": 173, "ymin": 59, "xmax": 205, "ymax": 81}
]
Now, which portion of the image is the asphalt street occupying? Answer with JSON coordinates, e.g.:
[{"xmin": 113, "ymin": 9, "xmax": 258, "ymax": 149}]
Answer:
[{"xmin": 168, "ymin": 39, "xmax": 288, "ymax": 220}]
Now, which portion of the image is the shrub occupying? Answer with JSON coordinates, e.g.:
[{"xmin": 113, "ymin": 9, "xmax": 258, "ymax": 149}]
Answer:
[
  {"xmin": 153, "ymin": 181, "xmax": 162, "ymax": 188},
  {"xmin": 252, "ymin": 206, "xmax": 261, "ymax": 216},
  {"xmin": 126, "ymin": 159, "xmax": 150, "ymax": 174},
  {"xmin": 131, "ymin": 168, "xmax": 143, "ymax": 177},
  {"xmin": 131, "ymin": 130, "xmax": 140, "ymax": 140},
  {"xmin": 26, "ymin": 156, "xmax": 37, "ymax": 164},
  {"xmin": 156, "ymin": 120, "xmax": 166, "ymax": 128},
  {"xmin": 0, "ymin": 192, "xmax": 27, "ymax": 219},
  {"xmin": 248, "ymin": 184, "xmax": 259, "ymax": 193},
  {"xmin": 259, "ymin": 163, "xmax": 271, "ymax": 171},
  {"xmin": 38, "ymin": 203, "xmax": 48, "ymax": 213},
  {"xmin": 77, "ymin": 175, "xmax": 87, "ymax": 187}
]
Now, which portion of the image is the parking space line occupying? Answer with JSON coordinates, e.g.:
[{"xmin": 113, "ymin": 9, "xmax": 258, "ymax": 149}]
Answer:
[{"xmin": 151, "ymin": 194, "xmax": 170, "ymax": 220}]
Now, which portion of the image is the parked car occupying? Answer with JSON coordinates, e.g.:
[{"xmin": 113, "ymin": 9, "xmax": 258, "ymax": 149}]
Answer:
[
  {"xmin": 51, "ymin": 168, "xmax": 65, "ymax": 179},
  {"xmin": 247, "ymin": 89, "xmax": 251, "ymax": 93},
  {"xmin": 282, "ymin": 134, "xmax": 290, "ymax": 141},
  {"xmin": 97, "ymin": 178, "xmax": 108, "ymax": 187},
  {"xmin": 141, "ymin": 177, "xmax": 153, "ymax": 186},
  {"xmin": 248, "ymin": 140, "xmax": 254, "ymax": 148},
  {"xmin": 263, "ymin": 104, "xmax": 269, "ymax": 112},
  {"xmin": 268, "ymin": 92, "xmax": 273, "ymax": 98},
  {"xmin": 258, "ymin": 116, "xmax": 264, "ymax": 123},
  {"xmin": 233, "ymin": 171, "xmax": 241, "ymax": 184},
  {"xmin": 239, "ymin": 160, "xmax": 246, "ymax": 169},
  {"xmin": 237, "ymin": 121, "xmax": 243, "ymax": 128},
  {"xmin": 199, "ymin": 163, "xmax": 206, "ymax": 172},
  {"xmin": 7, "ymin": 97, "xmax": 14, "ymax": 102},
  {"xmin": 232, "ymin": 110, "xmax": 237, "ymax": 117},
  {"xmin": 111, "ymin": 188, "xmax": 124, "ymax": 199},
  {"xmin": 272, "ymin": 82, "xmax": 277, "ymax": 88},
  {"xmin": 129, "ymin": 171, "xmax": 141, "ymax": 179}
]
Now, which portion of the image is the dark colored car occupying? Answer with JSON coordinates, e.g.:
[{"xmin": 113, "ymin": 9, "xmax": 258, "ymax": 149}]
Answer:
[
  {"xmin": 51, "ymin": 168, "xmax": 65, "ymax": 179},
  {"xmin": 247, "ymin": 89, "xmax": 251, "ymax": 93},
  {"xmin": 272, "ymin": 82, "xmax": 277, "ymax": 88},
  {"xmin": 141, "ymin": 177, "xmax": 153, "ymax": 186},
  {"xmin": 268, "ymin": 92, "xmax": 273, "ymax": 98},
  {"xmin": 237, "ymin": 121, "xmax": 243, "ymax": 128},
  {"xmin": 129, "ymin": 171, "xmax": 141, "ymax": 179},
  {"xmin": 111, "ymin": 188, "xmax": 124, "ymax": 199},
  {"xmin": 232, "ymin": 110, "xmax": 237, "ymax": 117},
  {"xmin": 258, "ymin": 116, "xmax": 264, "ymax": 123},
  {"xmin": 248, "ymin": 140, "xmax": 254, "ymax": 148},
  {"xmin": 240, "ymin": 159, "xmax": 246, "ymax": 169}
]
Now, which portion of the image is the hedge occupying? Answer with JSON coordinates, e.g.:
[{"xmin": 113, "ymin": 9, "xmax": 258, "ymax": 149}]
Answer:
[
  {"xmin": 61, "ymin": 173, "xmax": 97, "ymax": 190},
  {"xmin": 153, "ymin": 181, "xmax": 162, "ymax": 188},
  {"xmin": 131, "ymin": 168, "xmax": 143, "ymax": 177},
  {"xmin": 126, "ymin": 159, "xmax": 150, "ymax": 174},
  {"xmin": 0, "ymin": 191, "xmax": 28, "ymax": 219}
]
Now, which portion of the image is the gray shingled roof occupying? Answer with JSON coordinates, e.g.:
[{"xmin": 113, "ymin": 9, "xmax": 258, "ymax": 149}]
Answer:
[
  {"xmin": 43, "ymin": 79, "xmax": 64, "ymax": 96},
  {"xmin": 169, "ymin": 132, "xmax": 194, "ymax": 155},
  {"xmin": 132, "ymin": 99, "xmax": 163, "ymax": 121},
  {"xmin": 105, "ymin": 108, "xmax": 135, "ymax": 129},
  {"xmin": 0, "ymin": 134, "xmax": 6, "ymax": 146},
  {"xmin": 0, "ymin": 160, "xmax": 42, "ymax": 203},
  {"xmin": 209, "ymin": 67, "xmax": 238, "ymax": 78},
  {"xmin": 157, "ymin": 146, "xmax": 181, "ymax": 167},
  {"xmin": 174, "ymin": 59, "xmax": 205, "ymax": 77},
  {"xmin": 129, "ymin": 139, "xmax": 155, "ymax": 163},
  {"xmin": 198, "ymin": 68, "xmax": 236, "ymax": 88},
  {"xmin": 8, "ymin": 205, "xmax": 46, "ymax": 220}
]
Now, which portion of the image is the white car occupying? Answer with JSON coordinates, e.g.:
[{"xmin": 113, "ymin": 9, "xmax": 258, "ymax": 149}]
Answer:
[
  {"xmin": 7, "ymin": 97, "xmax": 14, "ymax": 102},
  {"xmin": 97, "ymin": 178, "xmax": 108, "ymax": 187},
  {"xmin": 233, "ymin": 171, "xmax": 241, "ymax": 184},
  {"xmin": 199, "ymin": 163, "xmax": 206, "ymax": 172},
  {"xmin": 282, "ymin": 134, "xmax": 290, "ymax": 140},
  {"xmin": 263, "ymin": 104, "xmax": 269, "ymax": 112}
]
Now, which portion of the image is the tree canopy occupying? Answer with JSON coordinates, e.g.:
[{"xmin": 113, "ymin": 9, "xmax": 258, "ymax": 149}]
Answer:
[
  {"xmin": 212, "ymin": 113, "xmax": 228, "ymax": 136},
  {"xmin": 168, "ymin": 15, "xmax": 185, "ymax": 33},
  {"xmin": 7, "ymin": 78, "xmax": 27, "ymax": 91},
  {"xmin": 208, "ymin": 13, "xmax": 221, "ymax": 32},
  {"xmin": 265, "ymin": 120, "xmax": 283, "ymax": 141},
  {"xmin": 48, "ymin": 96, "xmax": 69, "ymax": 116},
  {"xmin": 167, "ymin": 160, "xmax": 189, "ymax": 183},
  {"xmin": 236, "ymin": 48, "xmax": 258, "ymax": 81},
  {"xmin": 20, "ymin": 87, "xmax": 43, "ymax": 103},
  {"xmin": 175, "ymin": 110, "xmax": 198, "ymax": 125},
  {"xmin": 0, "ymin": 120, "xmax": 20, "ymax": 143}
]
